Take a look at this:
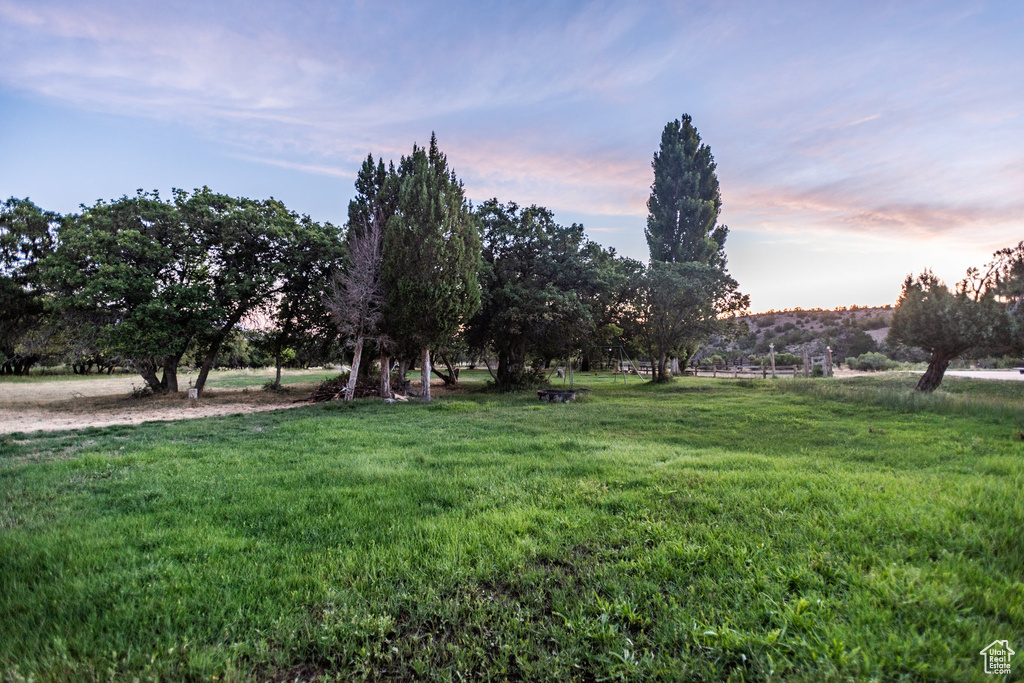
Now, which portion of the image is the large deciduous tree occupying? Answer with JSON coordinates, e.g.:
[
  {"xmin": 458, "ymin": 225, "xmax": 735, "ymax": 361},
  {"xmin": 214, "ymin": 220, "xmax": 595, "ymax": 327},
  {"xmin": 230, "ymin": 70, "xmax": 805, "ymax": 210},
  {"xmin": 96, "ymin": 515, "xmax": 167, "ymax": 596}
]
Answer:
[
  {"xmin": 626, "ymin": 261, "xmax": 747, "ymax": 382},
  {"xmin": 181, "ymin": 189, "xmax": 338, "ymax": 395},
  {"xmin": 0, "ymin": 198, "xmax": 59, "ymax": 375},
  {"xmin": 258, "ymin": 213, "xmax": 344, "ymax": 390},
  {"xmin": 45, "ymin": 189, "xmax": 337, "ymax": 395},
  {"xmin": 381, "ymin": 134, "xmax": 481, "ymax": 401},
  {"xmin": 43, "ymin": 192, "xmax": 206, "ymax": 392},
  {"xmin": 466, "ymin": 200, "xmax": 619, "ymax": 390}
]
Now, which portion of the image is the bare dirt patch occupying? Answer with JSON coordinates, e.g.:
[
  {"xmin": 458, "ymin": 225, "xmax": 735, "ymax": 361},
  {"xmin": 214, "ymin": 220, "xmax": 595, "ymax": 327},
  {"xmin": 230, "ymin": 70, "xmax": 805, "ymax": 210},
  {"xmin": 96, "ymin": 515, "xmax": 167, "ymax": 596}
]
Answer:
[
  {"xmin": 0, "ymin": 372, "xmax": 467, "ymax": 435},
  {"xmin": 0, "ymin": 377, "xmax": 317, "ymax": 435}
]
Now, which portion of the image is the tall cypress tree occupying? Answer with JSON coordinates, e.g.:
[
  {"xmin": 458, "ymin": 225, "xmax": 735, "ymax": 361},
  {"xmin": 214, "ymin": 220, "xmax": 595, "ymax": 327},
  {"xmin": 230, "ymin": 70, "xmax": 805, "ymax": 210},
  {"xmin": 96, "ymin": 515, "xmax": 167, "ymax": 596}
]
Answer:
[
  {"xmin": 645, "ymin": 114, "xmax": 727, "ymax": 265},
  {"xmin": 381, "ymin": 133, "xmax": 481, "ymax": 401}
]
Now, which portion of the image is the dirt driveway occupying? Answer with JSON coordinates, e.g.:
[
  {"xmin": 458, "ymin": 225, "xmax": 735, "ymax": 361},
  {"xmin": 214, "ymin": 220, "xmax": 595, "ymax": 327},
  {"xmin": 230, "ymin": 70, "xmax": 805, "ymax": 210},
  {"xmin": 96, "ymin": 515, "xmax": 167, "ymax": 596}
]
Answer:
[{"xmin": 0, "ymin": 374, "xmax": 316, "ymax": 435}]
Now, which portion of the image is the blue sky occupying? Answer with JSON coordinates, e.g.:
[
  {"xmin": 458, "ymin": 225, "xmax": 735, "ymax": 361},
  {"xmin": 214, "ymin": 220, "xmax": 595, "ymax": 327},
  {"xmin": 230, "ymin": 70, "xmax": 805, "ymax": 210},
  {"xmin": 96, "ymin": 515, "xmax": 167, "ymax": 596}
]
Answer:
[{"xmin": 1, "ymin": 0, "xmax": 1021, "ymax": 311}]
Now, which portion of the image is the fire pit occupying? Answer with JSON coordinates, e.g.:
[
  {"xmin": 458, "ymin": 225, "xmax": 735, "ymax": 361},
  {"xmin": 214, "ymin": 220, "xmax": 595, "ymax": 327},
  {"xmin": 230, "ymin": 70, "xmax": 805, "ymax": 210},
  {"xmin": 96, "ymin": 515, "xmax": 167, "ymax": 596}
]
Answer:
[{"xmin": 537, "ymin": 389, "xmax": 581, "ymax": 402}]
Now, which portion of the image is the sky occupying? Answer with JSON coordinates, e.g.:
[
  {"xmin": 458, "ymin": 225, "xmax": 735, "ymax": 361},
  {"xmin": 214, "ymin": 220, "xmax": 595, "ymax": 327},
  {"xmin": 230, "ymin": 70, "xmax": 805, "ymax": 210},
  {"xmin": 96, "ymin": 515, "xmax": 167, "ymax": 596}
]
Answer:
[{"xmin": 1, "ymin": 0, "xmax": 1021, "ymax": 312}]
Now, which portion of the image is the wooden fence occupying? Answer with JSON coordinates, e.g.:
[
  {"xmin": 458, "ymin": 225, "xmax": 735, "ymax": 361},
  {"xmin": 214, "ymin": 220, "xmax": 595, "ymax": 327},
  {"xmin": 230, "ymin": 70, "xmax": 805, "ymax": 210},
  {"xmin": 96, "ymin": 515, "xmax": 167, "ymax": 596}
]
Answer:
[{"xmin": 629, "ymin": 363, "xmax": 806, "ymax": 379}]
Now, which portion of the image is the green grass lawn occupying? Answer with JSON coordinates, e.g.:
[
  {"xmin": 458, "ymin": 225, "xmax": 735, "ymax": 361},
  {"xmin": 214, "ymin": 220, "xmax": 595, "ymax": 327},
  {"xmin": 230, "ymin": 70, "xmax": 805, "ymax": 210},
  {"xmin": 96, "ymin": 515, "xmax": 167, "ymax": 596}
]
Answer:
[{"xmin": 1, "ymin": 375, "xmax": 1022, "ymax": 681}]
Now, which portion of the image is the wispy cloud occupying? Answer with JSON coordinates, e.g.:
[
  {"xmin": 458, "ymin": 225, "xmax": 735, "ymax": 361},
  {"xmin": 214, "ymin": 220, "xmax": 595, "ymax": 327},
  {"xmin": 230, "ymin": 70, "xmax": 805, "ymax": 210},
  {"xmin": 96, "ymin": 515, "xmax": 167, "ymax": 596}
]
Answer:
[{"xmin": 1, "ymin": 0, "xmax": 1022, "ymax": 296}]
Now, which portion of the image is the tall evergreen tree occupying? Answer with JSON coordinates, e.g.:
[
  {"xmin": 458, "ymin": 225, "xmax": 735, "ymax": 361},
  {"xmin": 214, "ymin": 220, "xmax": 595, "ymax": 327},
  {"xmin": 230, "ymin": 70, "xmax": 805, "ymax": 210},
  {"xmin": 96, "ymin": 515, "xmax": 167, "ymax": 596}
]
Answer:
[
  {"xmin": 645, "ymin": 114, "xmax": 727, "ymax": 266},
  {"xmin": 326, "ymin": 155, "xmax": 399, "ymax": 400},
  {"xmin": 381, "ymin": 134, "xmax": 481, "ymax": 401},
  {"xmin": 635, "ymin": 115, "xmax": 746, "ymax": 379}
]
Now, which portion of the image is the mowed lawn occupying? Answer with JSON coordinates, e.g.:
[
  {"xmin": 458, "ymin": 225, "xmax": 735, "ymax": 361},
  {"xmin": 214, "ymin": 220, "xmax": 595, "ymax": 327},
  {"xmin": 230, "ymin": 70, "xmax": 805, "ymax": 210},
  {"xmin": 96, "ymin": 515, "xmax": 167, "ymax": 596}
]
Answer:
[{"xmin": 1, "ymin": 374, "xmax": 1022, "ymax": 681}]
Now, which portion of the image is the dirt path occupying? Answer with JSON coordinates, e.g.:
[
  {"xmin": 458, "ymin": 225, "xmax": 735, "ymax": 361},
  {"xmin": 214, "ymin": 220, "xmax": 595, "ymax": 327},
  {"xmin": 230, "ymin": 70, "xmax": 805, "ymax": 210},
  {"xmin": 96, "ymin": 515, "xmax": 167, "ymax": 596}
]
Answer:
[
  {"xmin": 0, "ymin": 371, "xmax": 456, "ymax": 435},
  {"xmin": 0, "ymin": 376, "xmax": 320, "ymax": 435}
]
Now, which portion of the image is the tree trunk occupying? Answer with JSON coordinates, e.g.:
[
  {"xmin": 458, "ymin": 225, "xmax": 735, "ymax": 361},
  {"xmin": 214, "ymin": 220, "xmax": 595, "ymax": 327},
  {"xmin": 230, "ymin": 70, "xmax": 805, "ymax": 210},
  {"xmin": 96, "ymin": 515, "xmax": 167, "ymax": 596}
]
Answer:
[
  {"xmin": 420, "ymin": 346, "xmax": 432, "ymax": 402},
  {"xmin": 431, "ymin": 351, "xmax": 458, "ymax": 387},
  {"xmin": 274, "ymin": 347, "xmax": 283, "ymax": 390},
  {"xmin": 193, "ymin": 310, "xmax": 247, "ymax": 395},
  {"xmin": 670, "ymin": 357, "xmax": 680, "ymax": 376},
  {"xmin": 138, "ymin": 361, "xmax": 163, "ymax": 393},
  {"xmin": 161, "ymin": 358, "xmax": 179, "ymax": 393},
  {"xmin": 916, "ymin": 352, "xmax": 954, "ymax": 392},
  {"xmin": 656, "ymin": 354, "xmax": 669, "ymax": 382},
  {"xmin": 397, "ymin": 358, "xmax": 411, "ymax": 391},
  {"xmin": 344, "ymin": 335, "xmax": 364, "ymax": 401},
  {"xmin": 481, "ymin": 354, "xmax": 498, "ymax": 382},
  {"xmin": 496, "ymin": 347, "xmax": 528, "ymax": 390},
  {"xmin": 380, "ymin": 353, "xmax": 391, "ymax": 399}
]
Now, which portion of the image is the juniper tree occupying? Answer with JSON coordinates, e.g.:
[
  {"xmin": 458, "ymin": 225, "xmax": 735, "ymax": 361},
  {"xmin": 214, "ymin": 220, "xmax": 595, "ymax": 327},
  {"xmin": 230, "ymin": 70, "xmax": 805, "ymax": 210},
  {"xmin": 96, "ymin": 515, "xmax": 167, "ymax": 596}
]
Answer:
[
  {"xmin": 889, "ymin": 268, "xmax": 1006, "ymax": 392},
  {"xmin": 466, "ymin": 200, "xmax": 622, "ymax": 390},
  {"xmin": 381, "ymin": 134, "xmax": 481, "ymax": 401},
  {"xmin": 325, "ymin": 155, "xmax": 399, "ymax": 400}
]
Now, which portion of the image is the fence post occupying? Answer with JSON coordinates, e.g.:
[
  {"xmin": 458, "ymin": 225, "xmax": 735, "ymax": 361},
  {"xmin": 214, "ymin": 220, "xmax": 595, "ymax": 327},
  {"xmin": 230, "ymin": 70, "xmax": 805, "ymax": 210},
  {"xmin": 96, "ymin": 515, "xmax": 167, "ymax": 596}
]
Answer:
[
  {"xmin": 825, "ymin": 346, "xmax": 833, "ymax": 377},
  {"xmin": 769, "ymin": 342, "xmax": 776, "ymax": 379},
  {"xmin": 803, "ymin": 347, "xmax": 810, "ymax": 378}
]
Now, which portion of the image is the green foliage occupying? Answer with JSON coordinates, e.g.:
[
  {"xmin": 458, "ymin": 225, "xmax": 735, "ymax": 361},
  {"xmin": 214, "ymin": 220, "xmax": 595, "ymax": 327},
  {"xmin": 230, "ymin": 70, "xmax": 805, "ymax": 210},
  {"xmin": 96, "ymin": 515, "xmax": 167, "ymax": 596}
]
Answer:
[
  {"xmin": 41, "ymin": 191, "xmax": 206, "ymax": 391},
  {"xmin": 382, "ymin": 134, "xmax": 481, "ymax": 353},
  {"xmin": 645, "ymin": 114, "xmax": 727, "ymax": 265},
  {"xmin": 626, "ymin": 260, "xmax": 747, "ymax": 381},
  {"xmin": 0, "ymin": 198, "xmax": 60, "ymax": 375},
  {"xmin": 636, "ymin": 115, "xmax": 747, "ymax": 378},
  {"xmin": 41, "ymin": 190, "xmax": 338, "ymax": 394},
  {"xmin": 889, "ymin": 269, "xmax": 1007, "ymax": 391},
  {"xmin": 467, "ymin": 200, "xmax": 629, "ymax": 390},
  {"xmin": 1, "ymin": 376, "xmax": 1022, "ymax": 680},
  {"xmin": 990, "ymin": 241, "xmax": 1024, "ymax": 355},
  {"xmin": 257, "ymin": 211, "xmax": 344, "ymax": 378},
  {"xmin": 771, "ymin": 352, "xmax": 802, "ymax": 366},
  {"xmin": 846, "ymin": 351, "xmax": 898, "ymax": 371}
]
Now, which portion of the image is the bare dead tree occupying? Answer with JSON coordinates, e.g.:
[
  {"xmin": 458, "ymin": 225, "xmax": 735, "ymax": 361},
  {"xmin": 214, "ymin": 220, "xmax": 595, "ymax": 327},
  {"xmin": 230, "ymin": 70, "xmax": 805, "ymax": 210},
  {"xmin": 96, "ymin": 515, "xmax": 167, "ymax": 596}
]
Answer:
[{"xmin": 325, "ymin": 207, "xmax": 388, "ymax": 401}]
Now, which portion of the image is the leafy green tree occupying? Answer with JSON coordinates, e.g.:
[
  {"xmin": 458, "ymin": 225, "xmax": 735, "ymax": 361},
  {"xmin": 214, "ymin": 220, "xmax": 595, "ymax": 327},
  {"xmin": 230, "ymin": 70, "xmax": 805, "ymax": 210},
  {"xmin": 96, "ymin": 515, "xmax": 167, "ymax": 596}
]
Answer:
[
  {"xmin": 43, "ymin": 192, "xmax": 206, "ymax": 391},
  {"xmin": 645, "ymin": 114, "xmax": 727, "ymax": 266},
  {"xmin": 259, "ymin": 213, "xmax": 343, "ymax": 390},
  {"xmin": 381, "ymin": 134, "xmax": 481, "ymax": 401},
  {"xmin": 44, "ymin": 189, "xmax": 336, "ymax": 394},
  {"xmin": 889, "ymin": 270, "xmax": 1005, "ymax": 391},
  {"xmin": 0, "ymin": 198, "xmax": 60, "ymax": 375},
  {"xmin": 466, "ymin": 200, "xmax": 622, "ymax": 390},
  {"xmin": 991, "ymin": 241, "xmax": 1024, "ymax": 355},
  {"xmin": 181, "ymin": 189, "xmax": 338, "ymax": 395},
  {"xmin": 625, "ymin": 261, "xmax": 747, "ymax": 382}
]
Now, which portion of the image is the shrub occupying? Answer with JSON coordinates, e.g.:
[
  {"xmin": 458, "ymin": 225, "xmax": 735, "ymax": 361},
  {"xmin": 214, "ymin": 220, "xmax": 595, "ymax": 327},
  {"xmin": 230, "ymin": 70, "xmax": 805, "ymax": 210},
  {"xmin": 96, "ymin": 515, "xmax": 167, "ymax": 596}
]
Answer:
[
  {"xmin": 848, "ymin": 352, "xmax": 898, "ymax": 371},
  {"xmin": 773, "ymin": 353, "xmax": 802, "ymax": 367}
]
